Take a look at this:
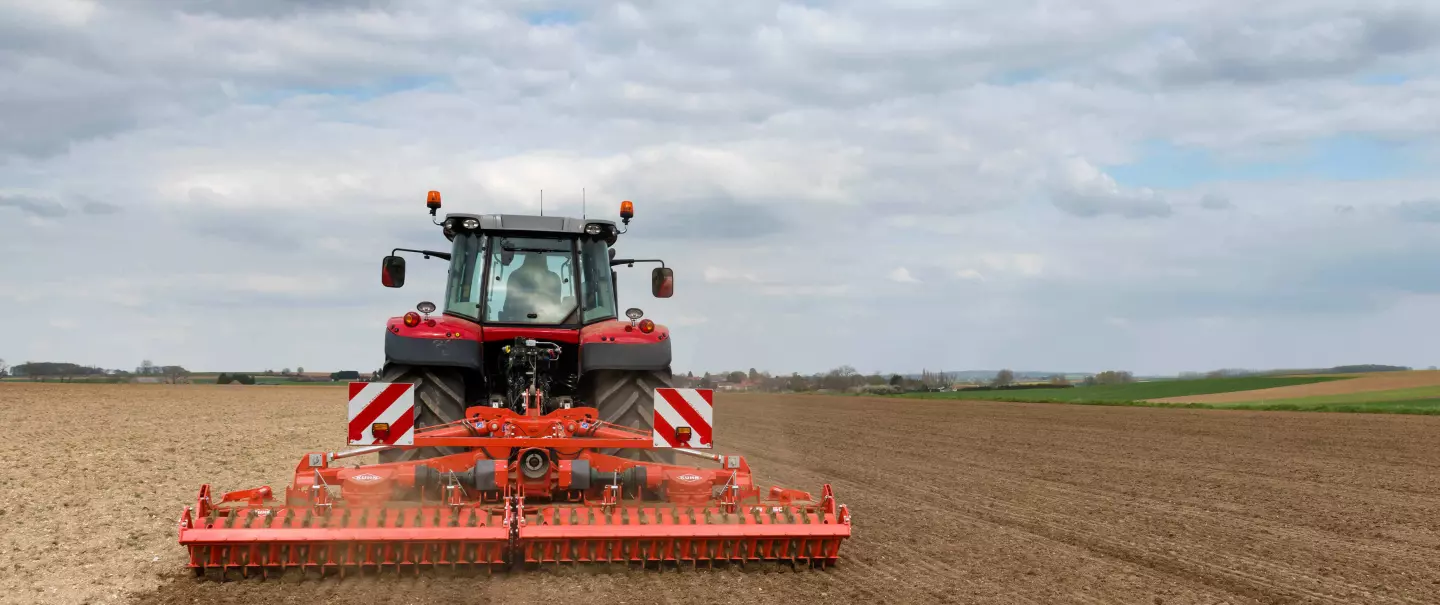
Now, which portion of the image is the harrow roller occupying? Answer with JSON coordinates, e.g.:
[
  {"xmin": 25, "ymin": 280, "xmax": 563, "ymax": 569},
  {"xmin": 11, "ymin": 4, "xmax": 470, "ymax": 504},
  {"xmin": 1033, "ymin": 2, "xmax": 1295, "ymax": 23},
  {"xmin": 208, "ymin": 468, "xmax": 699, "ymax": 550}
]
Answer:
[
  {"xmin": 180, "ymin": 487, "xmax": 512, "ymax": 576},
  {"xmin": 518, "ymin": 502, "xmax": 849, "ymax": 568}
]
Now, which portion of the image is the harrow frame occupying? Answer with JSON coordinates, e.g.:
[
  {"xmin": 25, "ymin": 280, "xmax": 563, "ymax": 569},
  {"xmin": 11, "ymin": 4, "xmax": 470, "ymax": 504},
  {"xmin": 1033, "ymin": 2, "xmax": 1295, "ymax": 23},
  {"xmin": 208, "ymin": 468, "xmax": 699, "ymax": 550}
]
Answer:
[{"xmin": 179, "ymin": 388, "xmax": 851, "ymax": 578}]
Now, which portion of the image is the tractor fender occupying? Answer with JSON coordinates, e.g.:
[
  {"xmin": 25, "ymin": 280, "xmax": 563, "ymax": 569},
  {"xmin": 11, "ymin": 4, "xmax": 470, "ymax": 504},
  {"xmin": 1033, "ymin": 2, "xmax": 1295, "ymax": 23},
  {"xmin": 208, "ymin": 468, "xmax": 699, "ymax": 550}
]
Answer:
[
  {"xmin": 581, "ymin": 339, "xmax": 672, "ymax": 373},
  {"xmin": 579, "ymin": 319, "xmax": 672, "ymax": 373},
  {"xmin": 384, "ymin": 316, "xmax": 482, "ymax": 370}
]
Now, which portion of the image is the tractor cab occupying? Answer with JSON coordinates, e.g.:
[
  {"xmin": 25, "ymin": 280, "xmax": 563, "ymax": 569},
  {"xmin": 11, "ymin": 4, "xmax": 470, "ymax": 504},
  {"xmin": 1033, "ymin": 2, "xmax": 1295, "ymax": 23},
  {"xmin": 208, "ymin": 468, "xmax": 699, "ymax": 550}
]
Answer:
[
  {"xmin": 380, "ymin": 207, "xmax": 673, "ymax": 329},
  {"xmin": 374, "ymin": 192, "xmax": 679, "ymax": 465}
]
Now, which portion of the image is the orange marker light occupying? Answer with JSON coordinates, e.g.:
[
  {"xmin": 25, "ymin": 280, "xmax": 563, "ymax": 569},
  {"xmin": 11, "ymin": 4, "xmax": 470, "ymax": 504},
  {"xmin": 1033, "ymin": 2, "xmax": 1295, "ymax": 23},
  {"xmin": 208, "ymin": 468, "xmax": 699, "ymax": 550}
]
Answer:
[
  {"xmin": 426, "ymin": 190, "xmax": 442, "ymax": 209},
  {"xmin": 620, "ymin": 200, "xmax": 634, "ymax": 219},
  {"xmin": 403, "ymin": 312, "xmax": 421, "ymax": 328},
  {"xmin": 638, "ymin": 318, "xmax": 655, "ymax": 333}
]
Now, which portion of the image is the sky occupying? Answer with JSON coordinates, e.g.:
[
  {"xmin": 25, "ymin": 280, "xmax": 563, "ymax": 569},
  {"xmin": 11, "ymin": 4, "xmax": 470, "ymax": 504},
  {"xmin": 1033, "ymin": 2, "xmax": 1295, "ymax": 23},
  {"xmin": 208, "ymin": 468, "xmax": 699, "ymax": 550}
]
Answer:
[{"xmin": 2, "ymin": 0, "xmax": 1440, "ymax": 377}]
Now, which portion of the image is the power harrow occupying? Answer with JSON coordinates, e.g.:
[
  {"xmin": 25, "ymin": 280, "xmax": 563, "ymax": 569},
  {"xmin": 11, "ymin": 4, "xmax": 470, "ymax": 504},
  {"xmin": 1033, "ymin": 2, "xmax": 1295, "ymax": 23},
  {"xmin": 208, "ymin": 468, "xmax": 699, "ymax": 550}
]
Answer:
[{"xmin": 178, "ymin": 379, "xmax": 851, "ymax": 579}]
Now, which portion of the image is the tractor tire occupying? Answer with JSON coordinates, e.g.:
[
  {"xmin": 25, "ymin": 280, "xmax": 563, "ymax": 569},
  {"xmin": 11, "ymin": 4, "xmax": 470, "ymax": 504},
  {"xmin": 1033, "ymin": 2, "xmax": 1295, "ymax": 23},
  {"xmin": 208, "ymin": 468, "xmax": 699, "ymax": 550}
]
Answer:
[
  {"xmin": 582, "ymin": 368, "xmax": 676, "ymax": 464},
  {"xmin": 376, "ymin": 364, "xmax": 468, "ymax": 464}
]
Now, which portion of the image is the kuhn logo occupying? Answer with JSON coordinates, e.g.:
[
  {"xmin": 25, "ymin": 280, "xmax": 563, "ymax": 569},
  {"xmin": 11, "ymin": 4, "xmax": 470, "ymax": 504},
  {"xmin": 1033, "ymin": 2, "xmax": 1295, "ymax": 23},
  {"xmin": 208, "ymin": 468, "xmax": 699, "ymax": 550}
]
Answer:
[
  {"xmin": 677, "ymin": 473, "xmax": 702, "ymax": 482},
  {"xmin": 352, "ymin": 473, "xmax": 383, "ymax": 483}
]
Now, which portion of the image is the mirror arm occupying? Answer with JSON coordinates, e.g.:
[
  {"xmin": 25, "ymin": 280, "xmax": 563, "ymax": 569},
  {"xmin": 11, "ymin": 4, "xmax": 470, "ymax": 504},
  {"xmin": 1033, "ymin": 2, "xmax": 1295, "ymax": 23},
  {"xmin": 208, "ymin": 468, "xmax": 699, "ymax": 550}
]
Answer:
[
  {"xmin": 610, "ymin": 258, "xmax": 665, "ymax": 268},
  {"xmin": 391, "ymin": 247, "xmax": 452, "ymax": 261}
]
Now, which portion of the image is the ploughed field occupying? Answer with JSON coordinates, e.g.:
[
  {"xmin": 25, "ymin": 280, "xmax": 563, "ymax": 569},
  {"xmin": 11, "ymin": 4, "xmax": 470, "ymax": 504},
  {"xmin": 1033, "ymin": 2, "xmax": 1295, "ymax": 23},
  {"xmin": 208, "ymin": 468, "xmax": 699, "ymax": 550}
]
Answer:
[{"xmin": 2, "ymin": 384, "xmax": 1438, "ymax": 605}]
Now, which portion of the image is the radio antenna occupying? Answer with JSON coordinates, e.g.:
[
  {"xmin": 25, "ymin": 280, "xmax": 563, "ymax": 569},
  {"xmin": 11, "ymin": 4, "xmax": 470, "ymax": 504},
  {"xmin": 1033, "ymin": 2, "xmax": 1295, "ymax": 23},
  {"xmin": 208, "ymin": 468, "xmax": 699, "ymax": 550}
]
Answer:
[
  {"xmin": 540, "ymin": 189, "xmax": 544, "ymax": 216},
  {"xmin": 582, "ymin": 188, "xmax": 586, "ymax": 219}
]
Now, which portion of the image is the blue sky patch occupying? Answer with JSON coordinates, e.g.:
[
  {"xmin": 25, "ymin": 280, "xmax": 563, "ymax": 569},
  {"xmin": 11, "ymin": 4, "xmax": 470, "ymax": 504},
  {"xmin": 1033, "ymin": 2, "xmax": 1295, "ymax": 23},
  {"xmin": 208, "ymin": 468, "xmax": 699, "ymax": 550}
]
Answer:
[
  {"xmin": 524, "ymin": 9, "xmax": 581, "ymax": 26},
  {"xmin": 1106, "ymin": 136, "xmax": 1425, "ymax": 189},
  {"xmin": 1355, "ymin": 73, "xmax": 1410, "ymax": 85},
  {"xmin": 242, "ymin": 75, "xmax": 453, "ymax": 104},
  {"xmin": 987, "ymin": 68, "xmax": 1048, "ymax": 85}
]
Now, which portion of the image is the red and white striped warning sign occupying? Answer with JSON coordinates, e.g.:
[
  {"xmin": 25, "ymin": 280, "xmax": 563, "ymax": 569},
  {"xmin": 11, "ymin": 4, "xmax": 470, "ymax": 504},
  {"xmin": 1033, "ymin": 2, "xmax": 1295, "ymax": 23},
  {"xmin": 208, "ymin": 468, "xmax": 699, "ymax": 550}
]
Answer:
[
  {"xmin": 347, "ymin": 382, "xmax": 416, "ymax": 446},
  {"xmin": 652, "ymin": 388, "xmax": 714, "ymax": 449}
]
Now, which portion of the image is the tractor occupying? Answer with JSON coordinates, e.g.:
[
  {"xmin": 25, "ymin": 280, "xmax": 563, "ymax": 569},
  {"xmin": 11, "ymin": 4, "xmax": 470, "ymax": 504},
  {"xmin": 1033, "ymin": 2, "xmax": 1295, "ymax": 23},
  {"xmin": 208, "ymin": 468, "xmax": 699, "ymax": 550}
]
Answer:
[
  {"xmin": 176, "ymin": 191, "xmax": 852, "ymax": 576},
  {"xmin": 376, "ymin": 192, "xmax": 677, "ymax": 464}
]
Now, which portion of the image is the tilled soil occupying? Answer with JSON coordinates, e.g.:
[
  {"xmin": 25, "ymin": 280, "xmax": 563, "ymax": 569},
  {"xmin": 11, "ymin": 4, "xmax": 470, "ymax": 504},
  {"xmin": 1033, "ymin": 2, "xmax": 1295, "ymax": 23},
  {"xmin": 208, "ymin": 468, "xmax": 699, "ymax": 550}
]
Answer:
[
  {"xmin": 2, "ymin": 384, "xmax": 1438, "ymax": 604},
  {"xmin": 1153, "ymin": 370, "xmax": 1440, "ymax": 404}
]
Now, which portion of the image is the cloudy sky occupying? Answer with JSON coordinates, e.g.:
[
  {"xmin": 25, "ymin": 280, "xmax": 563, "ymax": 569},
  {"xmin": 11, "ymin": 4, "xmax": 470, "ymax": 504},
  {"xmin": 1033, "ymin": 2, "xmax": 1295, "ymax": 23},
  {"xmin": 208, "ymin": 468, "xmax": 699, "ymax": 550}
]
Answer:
[{"xmin": 2, "ymin": 0, "xmax": 1439, "ymax": 377}]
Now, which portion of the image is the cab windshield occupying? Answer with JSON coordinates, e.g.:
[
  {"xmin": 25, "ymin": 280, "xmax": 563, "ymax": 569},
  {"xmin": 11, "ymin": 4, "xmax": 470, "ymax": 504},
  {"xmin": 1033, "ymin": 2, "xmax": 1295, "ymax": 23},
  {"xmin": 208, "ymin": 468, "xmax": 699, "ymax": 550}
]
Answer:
[
  {"xmin": 484, "ymin": 236, "xmax": 577, "ymax": 324},
  {"xmin": 444, "ymin": 232, "xmax": 618, "ymax": 326}
]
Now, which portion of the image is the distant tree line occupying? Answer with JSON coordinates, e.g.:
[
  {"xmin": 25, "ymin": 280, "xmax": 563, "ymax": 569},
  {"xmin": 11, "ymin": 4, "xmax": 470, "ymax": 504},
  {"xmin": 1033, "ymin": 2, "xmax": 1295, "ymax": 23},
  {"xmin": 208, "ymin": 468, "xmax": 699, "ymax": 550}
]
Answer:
[
  {"xmin": 1179, "ymin": 364, "xmax": 1412, "ymax": 379},
  {"xmin": 216, "ymin": 373, "xmax": 257, "ymax": 385},
  {"xmin": 1, "ymin": 360, "xmax": 191, "ymax": 383},
  {"xmin": 675, "ymin": 366, "xmax": 951, "ymax": 394}
]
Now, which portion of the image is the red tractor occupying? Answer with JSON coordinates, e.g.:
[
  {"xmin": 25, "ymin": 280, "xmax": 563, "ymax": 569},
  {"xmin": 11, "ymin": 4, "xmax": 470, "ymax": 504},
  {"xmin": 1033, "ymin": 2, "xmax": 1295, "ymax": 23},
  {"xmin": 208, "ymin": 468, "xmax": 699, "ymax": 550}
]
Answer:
[
  {"xmin": 376, "ymin": 193, "xmax": 677, "ymax": 464},
  {"xmin": 176, "ymin": 192, "xmax": 851, "ymax": 576}
]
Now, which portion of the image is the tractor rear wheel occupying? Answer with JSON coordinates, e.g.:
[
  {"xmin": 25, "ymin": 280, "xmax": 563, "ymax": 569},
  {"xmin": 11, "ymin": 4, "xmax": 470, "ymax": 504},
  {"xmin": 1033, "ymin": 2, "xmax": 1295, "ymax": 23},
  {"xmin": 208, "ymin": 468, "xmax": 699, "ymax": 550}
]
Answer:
[
  {"xmin": 377, "ymin": 363, "xmax": 468, "ymax": 464},
  {"xmin": 581, "ymin": 368, "xmax": 676, "ymax": 464}
]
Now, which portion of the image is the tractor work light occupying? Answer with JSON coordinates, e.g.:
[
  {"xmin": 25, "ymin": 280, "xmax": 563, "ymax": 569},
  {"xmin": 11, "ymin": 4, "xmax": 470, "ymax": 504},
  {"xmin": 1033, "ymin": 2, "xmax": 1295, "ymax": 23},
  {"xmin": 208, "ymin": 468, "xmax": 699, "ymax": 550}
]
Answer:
[
  {"xmin": 403, "ymin": 312, "xmax": 421, "ymax": 328},
  {"xmin": 638, "ymin": 318, "xmax": 655, "ymax": 334},
  {"xmin": 462, "ymin": 218, "xmax": 480, "ymax": 230},
  {"xmin": 585, "ymin": 223, "xmax": 603, "ymax": 235}
]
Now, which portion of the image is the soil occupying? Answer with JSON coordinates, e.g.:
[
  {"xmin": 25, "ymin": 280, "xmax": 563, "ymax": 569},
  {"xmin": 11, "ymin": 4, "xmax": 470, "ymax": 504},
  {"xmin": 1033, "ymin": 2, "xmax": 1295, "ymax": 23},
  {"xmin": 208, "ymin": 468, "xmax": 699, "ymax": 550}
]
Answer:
[
  {"xmin": 1153, "ymin": 370, "xmax": 1440, "ymax": 404},
  {"xmin": 2, "ymin": 384, "xmax": 1438, "ymax": 605}
]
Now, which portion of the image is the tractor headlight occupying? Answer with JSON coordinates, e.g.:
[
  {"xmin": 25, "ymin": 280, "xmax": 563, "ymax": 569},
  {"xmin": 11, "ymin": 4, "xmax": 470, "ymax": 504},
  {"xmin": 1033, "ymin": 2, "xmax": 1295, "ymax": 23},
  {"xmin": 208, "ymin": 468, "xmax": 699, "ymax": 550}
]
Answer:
[
  {"xmin": 625, "ymin": 307, "xmax": 644, "ymax": 320},
  {"xmin": 462, "ymin": 218, "xmax": 480, "ymax": 230},
  {"xmin": 443, "ymin": 218, "xmax": 455, "ymax": 229},
  {"xmin": 585, "ymin": 223, "xmax": 603, "ymax": 235}
]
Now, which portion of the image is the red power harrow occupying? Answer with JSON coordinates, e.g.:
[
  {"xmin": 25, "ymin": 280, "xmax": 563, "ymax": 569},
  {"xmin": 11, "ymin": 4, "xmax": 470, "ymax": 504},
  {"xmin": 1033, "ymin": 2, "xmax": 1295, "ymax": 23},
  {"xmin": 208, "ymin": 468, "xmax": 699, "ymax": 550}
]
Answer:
[{"xmin": 178, "ymin": 389, "xmax": 852, "ymax": 579}]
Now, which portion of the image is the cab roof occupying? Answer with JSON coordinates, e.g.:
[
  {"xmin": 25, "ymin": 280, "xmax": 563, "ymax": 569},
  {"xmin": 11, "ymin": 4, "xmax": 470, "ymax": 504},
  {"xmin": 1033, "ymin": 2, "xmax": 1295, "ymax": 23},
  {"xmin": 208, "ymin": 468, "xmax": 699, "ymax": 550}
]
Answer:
[{"xmin": 441, "ymin": 213, "xmax": 619, "ymax": 242}]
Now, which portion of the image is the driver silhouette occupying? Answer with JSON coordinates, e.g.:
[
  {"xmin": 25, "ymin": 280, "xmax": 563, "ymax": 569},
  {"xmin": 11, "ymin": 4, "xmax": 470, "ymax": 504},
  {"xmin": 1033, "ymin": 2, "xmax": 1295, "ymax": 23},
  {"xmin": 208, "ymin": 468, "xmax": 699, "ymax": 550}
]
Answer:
[{"xmin": 501, "ymin": 252, "xmax": 563, "ymax": 322}]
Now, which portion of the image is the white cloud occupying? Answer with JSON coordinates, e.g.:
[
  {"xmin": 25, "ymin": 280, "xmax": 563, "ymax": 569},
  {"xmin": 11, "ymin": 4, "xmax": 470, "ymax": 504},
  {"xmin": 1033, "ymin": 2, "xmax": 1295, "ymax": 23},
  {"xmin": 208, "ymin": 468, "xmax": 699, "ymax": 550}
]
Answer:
[
  {"xmin": 1048, "ymin": 157, "xmax": 1170, "ymax": 218},
  {"xmin": 3, "ymin": 1, "xmax": 1440, "ymax": 375},
  {"xmin": 888, "ymin": 267, "xmax": 919, "ymax": 283},
  {"xmin": 702, "ymin": 267, "xmax": 763, "ymax": 284},
  {"xmin": 971, "ymin": 253, "xmax": 1046, "ymax": 278}
]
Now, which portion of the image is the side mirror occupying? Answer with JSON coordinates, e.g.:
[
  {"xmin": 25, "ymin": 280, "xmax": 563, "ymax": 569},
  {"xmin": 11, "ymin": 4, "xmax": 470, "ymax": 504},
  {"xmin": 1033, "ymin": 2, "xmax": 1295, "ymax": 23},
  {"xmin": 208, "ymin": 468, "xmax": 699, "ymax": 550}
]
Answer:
[
  {"xmin": 381, "ymin": 255, "xmax": 406, "ymax": 288},
  {"xmin": 651, "ymin": 267, "xmax": 674, "ymax": 298}
]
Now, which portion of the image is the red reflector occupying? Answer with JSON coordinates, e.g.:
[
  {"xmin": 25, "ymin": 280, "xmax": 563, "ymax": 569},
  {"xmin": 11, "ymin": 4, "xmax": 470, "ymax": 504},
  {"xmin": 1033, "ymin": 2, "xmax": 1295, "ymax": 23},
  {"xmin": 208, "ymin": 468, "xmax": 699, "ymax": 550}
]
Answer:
[
  {"xmin": 638, "ymin": 319, "xmax": 655, "ymax": 333},
  {"xmin": 425, "ymin": 318, "xmax": 436, "ymax": 327},
  {"xmin": 624, "ymin": 325, "xmax": 633, "ymax": 332},
  {"xmin": 403, "ymin": 312, "xmax": 420, "ymax": 328}
]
